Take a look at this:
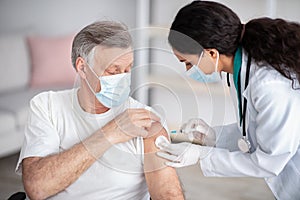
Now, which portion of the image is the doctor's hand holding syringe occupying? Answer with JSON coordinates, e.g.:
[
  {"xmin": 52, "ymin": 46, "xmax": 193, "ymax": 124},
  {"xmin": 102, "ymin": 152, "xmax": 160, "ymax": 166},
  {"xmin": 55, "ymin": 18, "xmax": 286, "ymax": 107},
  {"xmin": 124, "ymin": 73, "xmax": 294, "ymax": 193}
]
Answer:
[
  {"xmin": 176, "ymin": 118, "xmax": 216, "ymax": 147},
  {"xmin": 155, "ymin": 118, "xmax": 216, "ymax": 168}
]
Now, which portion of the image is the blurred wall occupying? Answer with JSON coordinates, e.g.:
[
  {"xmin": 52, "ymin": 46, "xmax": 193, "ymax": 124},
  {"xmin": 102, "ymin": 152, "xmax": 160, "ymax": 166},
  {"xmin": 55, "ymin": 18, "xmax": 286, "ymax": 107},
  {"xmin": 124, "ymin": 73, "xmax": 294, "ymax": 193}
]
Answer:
[
  {"xmin": 213, "ymin": 0, "xmax": 300, "ymax": 22},
  {"xmin": 0, "ymin": 0, "xmax": 136, "ymax": 36}
]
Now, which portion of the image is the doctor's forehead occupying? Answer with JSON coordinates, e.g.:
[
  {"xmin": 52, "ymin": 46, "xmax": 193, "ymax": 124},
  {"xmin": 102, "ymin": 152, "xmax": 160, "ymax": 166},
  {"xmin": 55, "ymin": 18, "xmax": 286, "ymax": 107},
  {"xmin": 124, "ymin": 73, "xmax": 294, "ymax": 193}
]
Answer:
[
  {"xmin": 93, "ymin": 46, "xmax": 133, "ymax": 68},
  {"xmin": 173, "ymin": 48, "xmax": 198, "ymax": 63}
]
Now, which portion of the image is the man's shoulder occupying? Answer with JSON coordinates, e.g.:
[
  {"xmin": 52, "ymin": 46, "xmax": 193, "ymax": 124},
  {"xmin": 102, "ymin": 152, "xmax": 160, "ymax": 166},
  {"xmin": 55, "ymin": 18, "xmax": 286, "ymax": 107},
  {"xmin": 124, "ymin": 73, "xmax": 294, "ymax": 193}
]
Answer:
[
  {"xmin": 31, "ymin": 88, "xmax": 74, "ymax": 103},
  {"xmin": 30, "ymin": 88, "xmax": 75, "ymax": 110}
]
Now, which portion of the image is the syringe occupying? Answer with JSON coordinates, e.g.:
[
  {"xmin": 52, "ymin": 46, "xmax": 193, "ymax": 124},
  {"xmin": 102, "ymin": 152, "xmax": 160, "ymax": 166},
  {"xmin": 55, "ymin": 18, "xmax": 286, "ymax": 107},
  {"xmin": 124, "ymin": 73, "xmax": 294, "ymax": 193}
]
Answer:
[
  {"xmin": 169, "ymin": 128, "xmax": 205, "ymax": 144},
  {"xmin": 169, "ymin": 129, "xmax": 193, "ymax": 143}
]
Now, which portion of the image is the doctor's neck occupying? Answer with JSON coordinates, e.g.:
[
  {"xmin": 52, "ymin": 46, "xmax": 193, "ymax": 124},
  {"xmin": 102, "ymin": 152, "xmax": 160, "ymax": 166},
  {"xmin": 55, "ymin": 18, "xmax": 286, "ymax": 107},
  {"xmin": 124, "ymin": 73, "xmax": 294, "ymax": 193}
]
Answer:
[{"xmin": 218, "ymin": 54, "xmax": 234, "ymax": 74}]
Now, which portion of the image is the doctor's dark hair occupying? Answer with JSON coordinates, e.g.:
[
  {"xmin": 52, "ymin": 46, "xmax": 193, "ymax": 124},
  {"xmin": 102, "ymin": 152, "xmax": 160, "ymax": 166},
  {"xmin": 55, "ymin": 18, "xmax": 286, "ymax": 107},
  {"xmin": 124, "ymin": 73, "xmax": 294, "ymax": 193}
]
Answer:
[
  {"xmin": 71, "ymin": 21, "xmax": 132, "ymax": 69},
  {"xmin": 168, "ymin": 1, "xmax": 300, "ymax": 86}
]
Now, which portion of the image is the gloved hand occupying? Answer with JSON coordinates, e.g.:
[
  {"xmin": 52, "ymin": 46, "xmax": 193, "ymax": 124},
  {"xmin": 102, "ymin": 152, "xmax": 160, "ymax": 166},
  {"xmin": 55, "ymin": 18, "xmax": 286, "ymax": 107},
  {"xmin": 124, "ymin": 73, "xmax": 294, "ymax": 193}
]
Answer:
[
  {"xmin": 156, "ymin": 142, "xmax": 211, "ymax": 168},
  {"xmin": 180, "ymin": 118, "xmax": 216, "ymax": 146}
]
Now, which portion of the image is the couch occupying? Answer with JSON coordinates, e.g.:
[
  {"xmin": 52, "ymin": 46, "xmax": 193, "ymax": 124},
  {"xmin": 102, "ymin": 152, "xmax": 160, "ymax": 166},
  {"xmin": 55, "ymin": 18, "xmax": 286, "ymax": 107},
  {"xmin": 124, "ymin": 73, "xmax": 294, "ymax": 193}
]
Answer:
[{"xmin": 0, "ymin": 34, "xmax": 76, "ymax": 158}]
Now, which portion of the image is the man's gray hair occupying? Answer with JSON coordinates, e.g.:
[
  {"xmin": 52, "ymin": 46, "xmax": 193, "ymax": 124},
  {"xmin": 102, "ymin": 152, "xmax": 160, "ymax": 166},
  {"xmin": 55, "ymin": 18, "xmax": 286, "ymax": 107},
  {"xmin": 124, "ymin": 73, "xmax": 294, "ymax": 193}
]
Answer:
[{"xmin": 71, "ymin": 21, "xmax": 132, "ymax": 69}]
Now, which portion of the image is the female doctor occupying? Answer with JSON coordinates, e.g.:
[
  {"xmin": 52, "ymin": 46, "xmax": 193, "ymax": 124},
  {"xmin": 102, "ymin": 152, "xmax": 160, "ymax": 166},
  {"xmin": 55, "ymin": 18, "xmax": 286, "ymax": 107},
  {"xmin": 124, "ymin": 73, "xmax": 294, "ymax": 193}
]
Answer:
[{"xmin": 156, "ymin": 1, "xmax": 300, "ymax": 199}]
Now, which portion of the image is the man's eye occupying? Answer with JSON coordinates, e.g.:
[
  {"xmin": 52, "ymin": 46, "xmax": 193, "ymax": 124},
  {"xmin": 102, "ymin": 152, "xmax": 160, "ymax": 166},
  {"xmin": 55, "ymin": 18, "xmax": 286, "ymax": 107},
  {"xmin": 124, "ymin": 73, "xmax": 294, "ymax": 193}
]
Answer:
[
  {"xmin": 107, "ymin": 71, "xmax": 116, "ymax": 75},
  {"xmin": 105, "ymin": 69, "xmax": 116, "ymax": 75}
]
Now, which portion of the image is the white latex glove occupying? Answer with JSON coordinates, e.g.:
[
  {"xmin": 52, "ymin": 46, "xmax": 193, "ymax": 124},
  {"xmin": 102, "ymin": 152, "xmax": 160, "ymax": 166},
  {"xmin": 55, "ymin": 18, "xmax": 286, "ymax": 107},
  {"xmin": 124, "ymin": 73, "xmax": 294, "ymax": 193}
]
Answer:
[
  {"xmin": 156, "ymin": 142, "xmax": 211, "ymax": 168},
  {"xmin": 180, "ymin": 118, "xmax": 216, "ymax": 146}
]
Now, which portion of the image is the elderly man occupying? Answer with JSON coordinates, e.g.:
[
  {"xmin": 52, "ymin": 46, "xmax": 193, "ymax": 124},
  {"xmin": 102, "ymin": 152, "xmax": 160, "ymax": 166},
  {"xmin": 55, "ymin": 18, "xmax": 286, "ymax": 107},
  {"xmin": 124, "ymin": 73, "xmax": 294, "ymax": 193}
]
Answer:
[{"xmin": 16, "ymin": 21, "xmax": 184, "ymax": 200}]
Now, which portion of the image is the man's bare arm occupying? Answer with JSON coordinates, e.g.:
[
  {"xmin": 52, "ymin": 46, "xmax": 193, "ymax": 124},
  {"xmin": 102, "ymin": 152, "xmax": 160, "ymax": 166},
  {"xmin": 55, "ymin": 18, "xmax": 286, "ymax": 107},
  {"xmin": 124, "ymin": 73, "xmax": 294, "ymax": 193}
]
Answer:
[
  {"xmin": 144, "ymin": 122, "xmax": 185, "ymax": 200},
  {"xmin": 22, "ymin": 130, "xmax": 112, "ymax": 200}
]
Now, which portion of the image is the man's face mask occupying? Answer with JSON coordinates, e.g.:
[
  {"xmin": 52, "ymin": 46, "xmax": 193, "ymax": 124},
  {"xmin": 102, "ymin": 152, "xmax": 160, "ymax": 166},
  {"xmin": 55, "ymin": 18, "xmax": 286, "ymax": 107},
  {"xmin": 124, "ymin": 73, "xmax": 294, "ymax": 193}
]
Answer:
[
  {"xmin": 185, "ymin": 51, "xmax": 221, "ymax": 83},
  {"xmin": 85, "ymin": 63, "xmax": 131, "ymax": 108}
]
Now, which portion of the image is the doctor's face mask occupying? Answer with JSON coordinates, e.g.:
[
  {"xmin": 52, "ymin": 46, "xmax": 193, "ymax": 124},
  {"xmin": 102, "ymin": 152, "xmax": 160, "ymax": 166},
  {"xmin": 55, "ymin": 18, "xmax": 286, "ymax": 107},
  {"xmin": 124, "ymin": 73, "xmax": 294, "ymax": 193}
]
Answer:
[{"xmin": 185, "ymin": 50, "xmax": 221, "ymax": 83}]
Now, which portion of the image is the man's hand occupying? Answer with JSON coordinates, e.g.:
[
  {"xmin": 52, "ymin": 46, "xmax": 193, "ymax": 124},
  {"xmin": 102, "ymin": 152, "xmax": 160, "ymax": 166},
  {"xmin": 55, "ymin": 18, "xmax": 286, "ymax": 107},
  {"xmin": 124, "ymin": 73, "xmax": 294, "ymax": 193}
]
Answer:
[{"xmin": 102, "ymin": 108, "xmax": 160, "ymax": 144}]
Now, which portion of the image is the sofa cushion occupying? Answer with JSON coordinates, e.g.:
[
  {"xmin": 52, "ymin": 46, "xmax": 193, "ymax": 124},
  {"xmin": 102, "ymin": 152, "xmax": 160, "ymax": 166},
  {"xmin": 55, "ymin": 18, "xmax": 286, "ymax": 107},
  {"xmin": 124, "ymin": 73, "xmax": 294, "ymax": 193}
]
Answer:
[
  {"xmin": 0, "ymin": 88, "xmax": 44, "ymax": 128},
  {"xmin": 0, "ymin": 87, "xmax": 71, "ymax": 128},
  {"xmin": 0, "ymin": 36, "xmax": 30, "ymax": 93},
  {"xmin": 0, "ymin": 129, "xmax": 24, "ymax": 158},
  {"xmin": 28, "ymin": 34, "xmax": 76, "ymax": 88},
  {"xmin": 0, "ymin": 110, "xmax": 16, "ymax": 136}
]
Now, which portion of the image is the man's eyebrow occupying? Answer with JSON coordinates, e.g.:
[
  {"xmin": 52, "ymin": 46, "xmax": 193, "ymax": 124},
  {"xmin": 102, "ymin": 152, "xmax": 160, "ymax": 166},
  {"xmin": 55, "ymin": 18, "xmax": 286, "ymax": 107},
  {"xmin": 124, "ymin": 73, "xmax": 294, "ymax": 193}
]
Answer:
[{"xmin": 179, "ymin": 59, "xmax": 186, "ymax": 62}]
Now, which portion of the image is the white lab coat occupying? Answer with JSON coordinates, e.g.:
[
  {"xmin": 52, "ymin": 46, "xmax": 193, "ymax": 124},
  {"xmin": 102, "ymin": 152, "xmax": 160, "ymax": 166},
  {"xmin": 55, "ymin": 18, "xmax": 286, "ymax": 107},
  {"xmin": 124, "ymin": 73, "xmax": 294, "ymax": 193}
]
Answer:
[{"xmin": 199, "ymin": 49, "xmax": 300, "ymax": 199}]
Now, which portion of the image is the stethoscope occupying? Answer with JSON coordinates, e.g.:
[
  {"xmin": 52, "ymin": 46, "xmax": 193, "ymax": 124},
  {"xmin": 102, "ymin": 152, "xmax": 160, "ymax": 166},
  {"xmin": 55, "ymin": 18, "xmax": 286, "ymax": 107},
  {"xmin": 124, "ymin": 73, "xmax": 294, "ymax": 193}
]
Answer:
[{"xmin": 227, "ymin": 54, "xmax": 252, "ymax": 153}]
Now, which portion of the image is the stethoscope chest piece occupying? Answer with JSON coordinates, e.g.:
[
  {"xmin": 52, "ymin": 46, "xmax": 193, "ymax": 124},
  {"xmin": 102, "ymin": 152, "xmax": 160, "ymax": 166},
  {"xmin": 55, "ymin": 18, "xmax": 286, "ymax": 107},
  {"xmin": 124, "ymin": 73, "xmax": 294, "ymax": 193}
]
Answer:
[{"xmin": 238, "ymin": 136, "xmax": 251, "ymax": 153}]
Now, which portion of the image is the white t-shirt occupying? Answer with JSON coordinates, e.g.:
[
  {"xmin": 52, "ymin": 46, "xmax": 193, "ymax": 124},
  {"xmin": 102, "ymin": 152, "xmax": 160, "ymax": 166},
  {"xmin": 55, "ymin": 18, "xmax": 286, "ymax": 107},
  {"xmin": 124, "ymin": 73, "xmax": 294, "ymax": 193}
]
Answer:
[{"xmin": 16, "ymin": 88, "xmax": 162, "ymax": 200}]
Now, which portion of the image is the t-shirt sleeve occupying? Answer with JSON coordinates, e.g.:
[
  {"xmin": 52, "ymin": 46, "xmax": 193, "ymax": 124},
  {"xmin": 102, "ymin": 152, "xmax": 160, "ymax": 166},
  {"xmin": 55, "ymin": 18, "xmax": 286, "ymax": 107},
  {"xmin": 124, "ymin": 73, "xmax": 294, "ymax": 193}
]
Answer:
[{"xmin": 16, "ymin": 92, "xmax": 60, "ymax": 174}]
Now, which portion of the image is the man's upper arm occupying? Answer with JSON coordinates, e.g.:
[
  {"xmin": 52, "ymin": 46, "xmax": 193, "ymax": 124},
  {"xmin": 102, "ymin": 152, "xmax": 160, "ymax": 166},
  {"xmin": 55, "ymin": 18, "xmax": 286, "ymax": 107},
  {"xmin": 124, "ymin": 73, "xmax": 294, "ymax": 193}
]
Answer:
[
  {"xmin": 143, "ymin": 122, "xmax": 184, "ymax": 200},
  {"xmin": 16, "ymin": 92, "xmax": 60, "ymax": 174}
]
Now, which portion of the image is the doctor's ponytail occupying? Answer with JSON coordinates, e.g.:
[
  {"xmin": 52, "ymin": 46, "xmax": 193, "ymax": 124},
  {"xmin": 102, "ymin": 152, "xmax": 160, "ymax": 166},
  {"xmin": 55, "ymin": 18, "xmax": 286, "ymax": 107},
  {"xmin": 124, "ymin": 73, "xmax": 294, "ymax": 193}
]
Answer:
[
  {"xmin": 241, "ymin": 18, "xmax": 300, "ymax": 88},
  {"xmin": 169, "ymin": 1, "xmax": 300, "ymax": 88}
]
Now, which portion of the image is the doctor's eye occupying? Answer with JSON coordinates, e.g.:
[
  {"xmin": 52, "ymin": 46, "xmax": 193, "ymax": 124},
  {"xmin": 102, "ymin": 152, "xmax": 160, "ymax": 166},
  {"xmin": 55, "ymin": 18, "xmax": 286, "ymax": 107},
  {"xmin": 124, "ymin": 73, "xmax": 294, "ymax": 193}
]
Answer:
[
  {"xmin": 185, "ymin": 62, "xmax": 192, "ymax": 67},
  {"xmin": 184, "ymin": 62, "xmax": 193, "ymax": 71}
]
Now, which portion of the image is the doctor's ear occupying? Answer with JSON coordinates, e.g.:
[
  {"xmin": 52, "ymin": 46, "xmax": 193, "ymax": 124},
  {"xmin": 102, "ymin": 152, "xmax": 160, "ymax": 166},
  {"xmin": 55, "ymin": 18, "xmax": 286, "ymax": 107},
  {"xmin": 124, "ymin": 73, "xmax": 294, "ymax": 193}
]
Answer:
[
  {"xmin": 205, "ymin": 49, "xmax": 219, "ymax": 59},
  {"xmin": 76, "ymin": 57, "xmax": 87, "ymax": 79}
]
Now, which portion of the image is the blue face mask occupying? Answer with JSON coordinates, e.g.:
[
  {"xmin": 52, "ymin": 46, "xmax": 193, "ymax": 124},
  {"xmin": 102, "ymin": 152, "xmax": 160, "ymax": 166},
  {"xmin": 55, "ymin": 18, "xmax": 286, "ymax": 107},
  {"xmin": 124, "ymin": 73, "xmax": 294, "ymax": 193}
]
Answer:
[
  {"xmin": 86, "ymin": 65, "xmax": 131, "ymax": 108},
  {"xmin": 185, "ymin": 51, "xmax": 221, "ymax": 83},
  {"xmin": 185, "ymin": 65, "xmax": 220, "ymax": 83}
]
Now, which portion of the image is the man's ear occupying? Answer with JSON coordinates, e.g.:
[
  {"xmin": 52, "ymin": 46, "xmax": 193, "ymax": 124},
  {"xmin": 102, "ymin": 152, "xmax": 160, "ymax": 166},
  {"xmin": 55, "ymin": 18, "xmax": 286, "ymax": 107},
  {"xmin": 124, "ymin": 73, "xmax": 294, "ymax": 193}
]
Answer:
[{"xmin": 76, "ymin": 57, "xmax": 86, "ymax": 79}]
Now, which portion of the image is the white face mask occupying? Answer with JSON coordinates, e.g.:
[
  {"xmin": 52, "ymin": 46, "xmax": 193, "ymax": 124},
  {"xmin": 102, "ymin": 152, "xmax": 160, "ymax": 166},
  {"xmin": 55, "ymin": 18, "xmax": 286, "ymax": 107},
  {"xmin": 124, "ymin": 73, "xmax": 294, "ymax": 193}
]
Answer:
[
  {"xmin": 185, "ymin": 51, "xmax": 221, "ymax": 83},
  {"xmin": 85, "ymin": 65, "xmax": 131, "ymax": 108}
]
